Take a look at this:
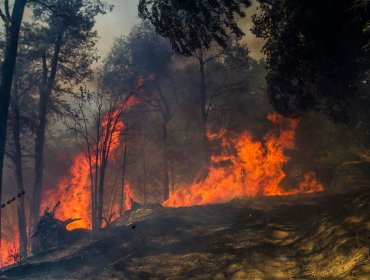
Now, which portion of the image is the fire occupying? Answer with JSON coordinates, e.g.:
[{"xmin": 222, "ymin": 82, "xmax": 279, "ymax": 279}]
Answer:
[
  {"xmin": 124, "ymin": 184, "xmax": 134, "ymax": 210},
  {"xmin": 41, "ymin": 75, "xmax": 153, "ymax": 230},
  {"xmin": 163, "ymin": 113, "xmax": 324, "ymax": 207},
  {"xmin": 42, "ymin": 152, "xmax": 93, "ymax": 230},
  {"xmin": 0, "ymin": 230, "xmax": 20, "ymax": 266},
  {"xmin": 42, "ymin": 99, "xmax": 135, "ymax": 230}
]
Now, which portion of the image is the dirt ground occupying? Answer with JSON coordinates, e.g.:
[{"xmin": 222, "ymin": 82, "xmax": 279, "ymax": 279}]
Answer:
[{"xmin": 1, "ymin": 189, "xmax": 369, "ymax": 280}]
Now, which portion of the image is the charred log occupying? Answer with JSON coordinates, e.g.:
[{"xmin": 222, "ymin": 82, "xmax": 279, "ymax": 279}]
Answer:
[{"xmin": 30, "ymin": 202, "xmax": 81, "ymax": 255}]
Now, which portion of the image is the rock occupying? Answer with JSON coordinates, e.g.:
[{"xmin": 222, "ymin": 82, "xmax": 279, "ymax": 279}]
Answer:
[
  {"xmin": 113, "ymin": 208, "xmax": 154, "ymax": 227},
  {"xmin": 331, "ymin": 161, "xmax": 370, "ymax": 192}
]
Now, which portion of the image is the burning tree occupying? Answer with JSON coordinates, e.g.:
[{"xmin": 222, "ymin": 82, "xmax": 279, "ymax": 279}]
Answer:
[
  {"xmin": 79, "ymin": 88, "xmax": 139, "ymax": 229},
  {"xmin": 65, "ymin": 88, "xmax": 135, "ymax": 229},
  {"xmin": 40, "ymin": 75, "xmax": 150, "ymax": 231},
  {"xmin": 102, "ymin": 22, "xmax": 178, "ymax": 202},
  {"xmin": 29, "ymin": 0, "xmax": 111, "ymax": 230}
]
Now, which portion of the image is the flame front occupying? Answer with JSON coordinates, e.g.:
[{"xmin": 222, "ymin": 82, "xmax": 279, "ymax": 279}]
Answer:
[{"xmin": 163, "ymin": 113, "xmax": 324, "ymax": 207}]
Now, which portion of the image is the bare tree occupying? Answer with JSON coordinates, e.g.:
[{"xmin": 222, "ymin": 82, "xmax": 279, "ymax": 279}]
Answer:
[{"xmin": 73, "ymin": 82, "xmax": 137, "ymax": 228}]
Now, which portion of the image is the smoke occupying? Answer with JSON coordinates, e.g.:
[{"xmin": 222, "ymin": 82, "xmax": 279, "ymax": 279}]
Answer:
[{"xmin": 95, "ymin": 0, "xmax": 140, "ymax": 63}]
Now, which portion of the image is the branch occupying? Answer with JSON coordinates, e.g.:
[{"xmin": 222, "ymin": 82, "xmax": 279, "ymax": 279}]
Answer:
[
  {"xmin": 4, "ymin": 0, "xmax": 10, "ymax": 19},
  {"xmin": 28, "ymin": 0, "xmax": 65, "ymax": 17},
  {"xmin": 4, "ymin": 150, "xmax": 15, "ymax": 160},
  {"xmin": 204, "ymin": 49, "xmax": 224, "ymax": 64},
  {"xmin": 0, "ymin": 7, "xmax": 10, "ymax": 27}
]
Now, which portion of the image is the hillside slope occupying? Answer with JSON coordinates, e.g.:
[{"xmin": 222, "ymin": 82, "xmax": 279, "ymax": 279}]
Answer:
[{"xmin": 1, "ymin": 189, "xmax": 370, "ymax": 280}]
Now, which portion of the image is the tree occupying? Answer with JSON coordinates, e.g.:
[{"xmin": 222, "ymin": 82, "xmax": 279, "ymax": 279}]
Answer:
[
  {"xmin": 5, "ymin": 24, "xmax": 40, "ymax": 256},
  {"xmin": 0, "ymin": 0, "xmax": 27, "ymax": 252},
  {"xmin": 192, "ymin": 41, "xmax": 250, "ymax": 168},
  {"xmin": 29, "ymin": 0, "xmax": 110, "ymax": 227},
  {"xmin": 103, "ymin": 23, "xmax": 177, "ymax": 202},
  {"xmin": 353, "ymin": 0, "xmax": 370, "ymax": 49},
  {"xmin": 72, "ymin": 79, "xmax": 141, "ymax": 228},
  {"xmin": 138, "ymin": 1, "xmax": 252, "ymax": 168},
  {"xmin": 252, "ymin": 0, "xmax": 370, "ymax": 121},
  {"xmin": 138, "ymin": 0, "xmax": 252, "ymax": 56}
]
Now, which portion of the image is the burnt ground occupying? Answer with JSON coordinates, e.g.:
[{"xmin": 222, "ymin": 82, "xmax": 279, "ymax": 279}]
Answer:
[{"xmin": 0, "ymin": 189, "xmax": 369, "ymax": 280}]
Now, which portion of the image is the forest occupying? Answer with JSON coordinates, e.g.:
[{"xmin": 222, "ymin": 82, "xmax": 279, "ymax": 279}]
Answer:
[{"xmin": 0, "ymin": 0, "xmax": 369, "ymax": 279}]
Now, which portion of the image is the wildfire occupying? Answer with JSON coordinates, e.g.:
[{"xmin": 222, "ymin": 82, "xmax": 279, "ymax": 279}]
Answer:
[
  {"xmin": 41, "ymin": 75, "xmax": 151, "ymax": 230},
  {"xmin": 163, "ymin": 113, "xmax": 324, "ymax": 207}
]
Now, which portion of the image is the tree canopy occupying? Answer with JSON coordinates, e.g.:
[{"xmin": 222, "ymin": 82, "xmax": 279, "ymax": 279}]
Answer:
[
  {"xmin": 138, "ymin": 0, "xmax": 251, "ymax": 56},
  {"xmin": 252, "ymin": 0, "xmax": 370, "ymax": 121}
]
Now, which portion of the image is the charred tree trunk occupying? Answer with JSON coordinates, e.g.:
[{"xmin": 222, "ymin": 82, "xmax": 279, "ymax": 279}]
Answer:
[
  {"xmin": 142, "ymin": 137, "xmax": 147, "ymax": 206},
  {"xmin": 31, "ymin": 24, "xmax": 64, "ymax": 228},
  {"xmin": 10, "ymin": 78, "xmax": 28, "ymax": 257},
  {"xmin": 96, "ymin": 161, "xmax": 107, "ymax": 228},
  {"xmin": 152, "ymin": 82, "xmax": 174, "ymax": 202},
  {"xmin": 92, "ymin": 115, "xmax": 101, "ymax": 229},
  {"xmin": 162, "ymin": 120, "xmax": 170, "ymax": 202},
  {"xmin": 31, "ymin": 87, "xmax": 48, "ymax": 228},
  {"xmin": 198, "ymin": 53, "xmax": 210, "ymax": 173},
  {"xmin": 170, "ymin": 160, "xmax": 175, "ymax": 195},
  {"xmin": 96, "ymin": 106, "xmax": 121, "ymax": 228},
  {"xmin": 0, "ymin": 0, "xmax": 26, "ymax": 254},
  {"xmin": 119, "ymin": 134, "xmax": 128, "ymax": 215}
]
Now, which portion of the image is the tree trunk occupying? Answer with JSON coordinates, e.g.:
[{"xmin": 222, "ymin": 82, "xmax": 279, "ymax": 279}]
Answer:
[
  {"xmin": 170, "ymin": 160, "xmax": 175, "ymax": 195},
  {"xmin": 119, "ymin": 134, "xmax": 128, "ymax": 215},
  {"xmin": 31, "ymin": 87, "xmax": 49, "ymax": 228},
  {"xmin": 162, "ymin": 121, "xmax": 170, "ymax": 202},
  {"xmin": 96, "ymin": 161, "xmax": 107, "ymax": 228},
  {"xmin": 0, "ymin": 0, "xmax": 26, "ymax": 256},
  {"xmin": 10, "ymin": 80, "xmax": 28, "ymax": 257},
  {"xmin": 142, "ymin": 136, "xmax": 147, "ymax": 206},
  {"xmin": 198, "ymin": 54, "xmax": 210, "ymax": 173},
  {"xmin": 31, "ymin": 24, "xmax": 64, "ymax": 228}
]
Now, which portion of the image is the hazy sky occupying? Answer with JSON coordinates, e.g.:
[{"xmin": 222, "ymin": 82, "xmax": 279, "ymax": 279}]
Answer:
[
  {"xmin": 94, "ymin": 0, "xmax": 264, "ymax": 61},
  {"xmin": 95, "ymin": 0, "xmax": 140, "ymax": 60}
]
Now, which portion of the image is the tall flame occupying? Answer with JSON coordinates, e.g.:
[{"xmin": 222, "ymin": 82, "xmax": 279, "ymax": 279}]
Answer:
[
  {"xmin": 41, "ymin": 75, "xmax": 152, "ymax": 230},
  {"xmin": 42, "ymin": 98, "xmax": 137, "ymax": 229},
  {"xmin": 163, "ymin": 113, "xmax": 324, "ymax": 207}
]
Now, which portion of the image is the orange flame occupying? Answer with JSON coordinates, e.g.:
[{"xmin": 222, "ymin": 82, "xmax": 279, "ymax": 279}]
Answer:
[
  {"xmin": 41, "ymin": 75, "xmax": 153, "ymax": 230},
  {"xmin": 42, "ymin": 103, "xmax": 132, "ymax": 230},
  {"xmin": 0, "ymin": 230, "xmax": 20, "ymax": 267},
  {"xmin": 163, "ymin": 113, "xmax": 323, "ymax": 207},
  {"xmin": 124, "ymin": 183, "xmax": 134, "ymax": 210}
]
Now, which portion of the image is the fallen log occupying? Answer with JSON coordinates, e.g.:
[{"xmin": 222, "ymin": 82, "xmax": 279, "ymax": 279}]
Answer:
[{"xmin": 31, "ymin": 202, "xmax": 81, "ymax": 255}]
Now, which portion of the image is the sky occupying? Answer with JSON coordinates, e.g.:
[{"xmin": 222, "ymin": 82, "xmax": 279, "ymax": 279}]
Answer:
[
  {"xmin": 95, "ymin": 0, "xmax": 140, "ymax": 61},
  {"xmin": 94, "ymin": 0, "xmax": 264, "ymax": 62}
]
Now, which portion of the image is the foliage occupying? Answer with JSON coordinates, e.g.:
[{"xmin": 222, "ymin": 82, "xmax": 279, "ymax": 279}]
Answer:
[
  {"xmin": 103, "ymin": 22, "xmax": 173, "ymax": 94},
  {"xmin": 30, "ymin": 0, "xmax": 110, "ymax": 89},
  {"xmin": 252, "ymin": 0, "xmax": 370, "ymax": 121},
  {"xmin": 138, "ymin": 0, "xmax": 252, "ymax": 56}
]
